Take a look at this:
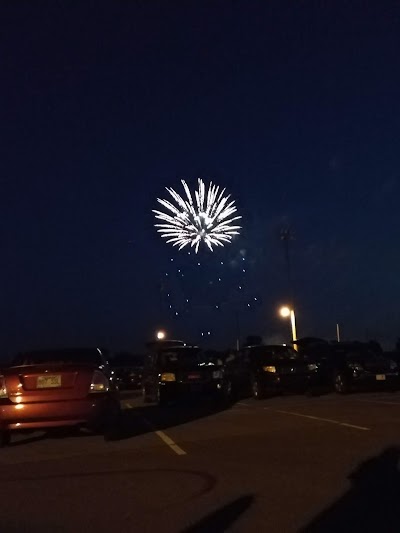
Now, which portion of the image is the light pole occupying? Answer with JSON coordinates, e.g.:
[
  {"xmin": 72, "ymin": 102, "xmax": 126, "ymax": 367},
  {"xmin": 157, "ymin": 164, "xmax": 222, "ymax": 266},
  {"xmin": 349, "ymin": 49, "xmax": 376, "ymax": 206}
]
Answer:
[
  {"xmin": 235, "ymin": 309, "xmax": 241, "ymax": 351},
  {"xmin": 279, "ymin": 306, "xmax": 298, "ymax": 349},
  {"xmin": 280, "ymin": 227, "xmax": 295, "ymax": 305}
]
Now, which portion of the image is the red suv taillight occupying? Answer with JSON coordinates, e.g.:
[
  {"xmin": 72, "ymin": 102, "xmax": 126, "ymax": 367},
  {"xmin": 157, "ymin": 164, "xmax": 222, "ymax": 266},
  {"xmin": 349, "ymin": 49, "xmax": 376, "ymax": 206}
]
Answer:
[
  {"xmin": 0, "ymin": 375, "xmax": 8, "ymax": 398},
  {"xmin": 90, "ymin": 371, "xmax": 110, "ymax": 393}
]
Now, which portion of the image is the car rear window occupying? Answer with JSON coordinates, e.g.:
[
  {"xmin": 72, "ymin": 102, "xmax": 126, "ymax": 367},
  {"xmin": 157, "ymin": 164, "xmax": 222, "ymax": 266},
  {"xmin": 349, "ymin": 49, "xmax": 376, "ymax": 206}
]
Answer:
[
  {"xmin": 12, "ymin": 349, "xmax": 103, "ymax": 367},
  {"xmin": 112, "ymin": 354, "xmax": 144, "ymax": 367},
  {"xmin": 345, "ymin": 351, "xmax": 382, "ymax": 364},
  {"xmin": 159, "ymin": 348, "xmax": 202, "ymax": 367},
  {"xmin": 250, "ymin": 346, "xmax": 299, "ymax": 362}
]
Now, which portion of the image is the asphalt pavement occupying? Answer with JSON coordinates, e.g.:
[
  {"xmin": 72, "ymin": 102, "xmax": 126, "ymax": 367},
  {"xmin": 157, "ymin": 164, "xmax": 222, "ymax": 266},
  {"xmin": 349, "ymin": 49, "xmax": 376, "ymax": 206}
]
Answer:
[{"xmin": 1, "ymin": 390, "xmax": 400, "ymax": 532}]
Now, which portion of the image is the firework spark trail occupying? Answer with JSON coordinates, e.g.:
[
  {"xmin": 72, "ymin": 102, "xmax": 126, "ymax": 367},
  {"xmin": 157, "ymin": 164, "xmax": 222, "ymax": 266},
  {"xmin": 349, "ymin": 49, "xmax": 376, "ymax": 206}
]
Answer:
[{"xmin": 153, "ymin": 179, "xmax": 241, "ymax": 253}]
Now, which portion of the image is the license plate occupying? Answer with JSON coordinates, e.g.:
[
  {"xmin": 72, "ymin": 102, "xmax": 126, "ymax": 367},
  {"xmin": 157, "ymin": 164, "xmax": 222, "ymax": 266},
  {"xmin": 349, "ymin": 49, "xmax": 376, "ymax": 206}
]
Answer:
[
  {"xmin": 188, "ymin": 374, "xmax": 201, "ymax": 380},
  {"xmin": 37, "ymin": 375, "xmax": 62, "ymax": 388},
  {"xmin": 376, "ymin": 374, "xmax": 386, "ymax": 381}
]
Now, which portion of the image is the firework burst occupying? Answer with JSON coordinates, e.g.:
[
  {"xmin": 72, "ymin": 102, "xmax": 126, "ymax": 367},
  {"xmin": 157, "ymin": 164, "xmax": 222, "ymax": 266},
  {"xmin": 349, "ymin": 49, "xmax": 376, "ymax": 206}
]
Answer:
[{"xmin": 153, "ymin": 179, "xmax": 242, "ymax": 253}]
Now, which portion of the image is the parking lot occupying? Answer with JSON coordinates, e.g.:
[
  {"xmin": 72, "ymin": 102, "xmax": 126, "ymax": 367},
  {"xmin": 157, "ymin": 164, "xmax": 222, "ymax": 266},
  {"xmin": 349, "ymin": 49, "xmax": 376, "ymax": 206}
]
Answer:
[{"xmin": 1, "ymin": 390, "xmax": 400, "ymax": 532}]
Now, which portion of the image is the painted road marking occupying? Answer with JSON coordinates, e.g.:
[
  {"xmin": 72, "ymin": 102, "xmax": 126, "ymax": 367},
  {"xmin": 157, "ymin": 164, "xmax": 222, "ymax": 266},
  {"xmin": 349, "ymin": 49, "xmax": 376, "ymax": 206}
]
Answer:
[
  {"xmin": 237, "ymin": 402, "xmax": 251, "ymax": 407},
  {"xmin": 154, "ymin": 430, "xmax": 187, "ymax": 456},
  {"xmin": 142, "ymin": 418, "xmax": 187, "ymax": 456},
  {"xmin": 264, "ymin": 407, "xmax": 370, "ymax": 431}
]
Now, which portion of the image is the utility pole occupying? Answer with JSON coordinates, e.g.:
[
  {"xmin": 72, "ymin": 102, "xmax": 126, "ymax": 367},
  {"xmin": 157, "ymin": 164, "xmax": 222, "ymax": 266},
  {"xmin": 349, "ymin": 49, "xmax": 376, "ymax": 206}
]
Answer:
[
  {"xmin": 235, "ymin": 309, "xmax": 240, "ymax": 351},
  {"xmin": 280, "ymin": 226, "xmax": 298, "ymax": 344},
  {"xmin": 280, "ymin": 226, "xmax": 295, "ymax": 306}
]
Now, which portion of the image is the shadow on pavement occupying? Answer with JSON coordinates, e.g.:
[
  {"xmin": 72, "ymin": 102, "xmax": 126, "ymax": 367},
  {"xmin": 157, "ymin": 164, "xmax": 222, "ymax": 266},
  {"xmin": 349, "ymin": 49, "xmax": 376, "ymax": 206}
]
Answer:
[
  {"xmin": 8, "ymin": 433, "xmax": 47, "ymax": 447},
  {"xmin": 7, "ymin": 397, "xmax": 231, "ymax": 446},
  {"xmin": 301, "ymin": 447, "xmax": 400, "ymax": 533},
  {"xmin": 110, "ymin": 398, "xmax": 232, "ymax": 441},
  {"xmin": 5, "ymin": 467, "xmax": 217, "ymax": 501},
  {"xmin": 181, "ymin": 494, "xmax": 255, "ymax": 533},
  {"xmin": 9, "ymin": 426, "xmax": 87, "ymax": 447}
]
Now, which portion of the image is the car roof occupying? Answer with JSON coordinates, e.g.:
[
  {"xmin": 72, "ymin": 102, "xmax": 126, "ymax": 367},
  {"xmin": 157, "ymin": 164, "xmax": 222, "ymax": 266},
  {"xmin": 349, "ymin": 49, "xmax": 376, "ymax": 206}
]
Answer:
[
  {"xmin": 330, "ymin": 342, "xmax": 371, "ymax": 350},
  {"xmin": 16, "ymin": 347, "xmax": 105, "ymax": 356},
  {"xmin": 158, "ymin": 345, "xmax": 199, "ymax": 352},
  {"xmin": 146, "ymin": 339, "xmax": 187, "ymax": 349},
  {"xmin": 245, "ymin": 344, "xmax": 291, "ymax": 349}
]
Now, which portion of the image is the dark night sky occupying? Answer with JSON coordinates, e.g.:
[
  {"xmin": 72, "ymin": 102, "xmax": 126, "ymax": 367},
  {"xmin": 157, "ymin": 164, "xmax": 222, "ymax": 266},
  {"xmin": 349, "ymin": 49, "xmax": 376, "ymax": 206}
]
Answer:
[{"xmin": 1, "ymin": 1, "xmax": 400, "ymax": 356}]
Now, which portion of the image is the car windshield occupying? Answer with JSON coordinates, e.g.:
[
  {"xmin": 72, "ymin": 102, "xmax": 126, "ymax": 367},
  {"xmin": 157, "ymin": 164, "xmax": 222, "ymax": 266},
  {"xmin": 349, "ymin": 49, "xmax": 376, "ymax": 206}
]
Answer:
[
  {"xmin": 345, "ymin": 350, "xmax": 384, "ymax": 364},
  {"xmin": 250, "ymin": 346, "xmax": 299, "ymax": 362},
  {"xmin": 159, "ymin": 348, "xmax": 203, "ymax": 368},
  {"xmin": 12, "ymin": 349, "xmax": 103, "ymax": 367},
  {"xmin": 112, "ymin": 354, "xmax": 144, "ymax": 367}
]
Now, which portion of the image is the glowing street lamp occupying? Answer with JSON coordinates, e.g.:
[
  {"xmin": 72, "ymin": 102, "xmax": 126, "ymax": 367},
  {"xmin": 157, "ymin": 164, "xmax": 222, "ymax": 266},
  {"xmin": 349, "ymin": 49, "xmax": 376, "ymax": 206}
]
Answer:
[
  {"xmin": 279, "ymin": 306, "xmax": 291, "ymax": 318},
  {"xmin": 279, "ymin": 306, "xmax": 298, "ymax": 349},
  {"xmin": 156, "ymin": 330, "xmax": 166, "ymax": 340}
]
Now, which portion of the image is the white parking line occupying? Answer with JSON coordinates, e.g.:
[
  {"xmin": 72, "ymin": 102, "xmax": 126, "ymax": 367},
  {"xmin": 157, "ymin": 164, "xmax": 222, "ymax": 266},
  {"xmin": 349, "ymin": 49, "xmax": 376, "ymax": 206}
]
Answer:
[
  {"xmin": 154, "ymin": 430, "xmax": 187, "ymax": 456},
  {"xmin": 142, "ymin": 418, "xmax": 187, "ymax": 456},
  {"xmin": 264, "ymin": 407, "xmax": 370, "ymax": 431}
]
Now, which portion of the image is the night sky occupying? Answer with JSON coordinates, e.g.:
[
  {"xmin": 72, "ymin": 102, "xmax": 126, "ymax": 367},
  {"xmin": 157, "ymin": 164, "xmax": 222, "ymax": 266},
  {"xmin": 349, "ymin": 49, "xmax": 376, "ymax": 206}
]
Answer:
[{"xmin": 2, "ymin": 1, "xmax": 400, "ymax": 356}]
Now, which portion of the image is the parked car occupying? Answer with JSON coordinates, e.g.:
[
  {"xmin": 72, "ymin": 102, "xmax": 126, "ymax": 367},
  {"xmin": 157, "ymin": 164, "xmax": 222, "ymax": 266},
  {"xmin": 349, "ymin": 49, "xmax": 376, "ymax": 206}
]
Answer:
[
  {"xmin": 224, "ymin": 344, "xmax": 318, "ymax": 400},
  {"xmin": 382, "ymin": 350, "xmax": 400, "ymax": 366},
  {"xmin": 311, "ymin": 343, "xmax": 400, "ymax": 394},
  {"xmin": 292, "ymin": 337, "xmax": 330, "ymax": 355},
  {"xmin": 146, "ymin": 339, "xmax": 187, "ymax": 350},
  {"xmin": 142, "ymin": 343, "xmax": 224, "ymax": 406},
  {"xmin": 111, "ymin": 353, "xmax": 144, "ymax": 390},
  {"xmin": 0, "ymin": 347, "xmax": 120, "ymax": 446}
]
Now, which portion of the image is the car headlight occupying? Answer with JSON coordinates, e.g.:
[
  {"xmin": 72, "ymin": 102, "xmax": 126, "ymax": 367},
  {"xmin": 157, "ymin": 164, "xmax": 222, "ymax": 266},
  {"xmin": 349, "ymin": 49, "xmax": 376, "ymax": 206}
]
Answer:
[
  {"xmin": 160, "ymin": 373, "xmax": 176, "ymax": 382},
  {"xmin": 263, "ymin": 366, "xmax": 276, "ymax": 373},
  {"xmin": 307, "ymin": 363, "xmax": 318, "ymax": 372},
  {"xmin": 212, "ymin": 370, "xmax": 223, "ymax": 379}
]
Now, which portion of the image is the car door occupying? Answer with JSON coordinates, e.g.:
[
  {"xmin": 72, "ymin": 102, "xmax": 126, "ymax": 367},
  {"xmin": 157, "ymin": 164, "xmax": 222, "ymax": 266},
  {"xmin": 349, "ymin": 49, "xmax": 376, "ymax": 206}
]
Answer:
[
  {"xmin": 142, "ymin": 353, "xmax": 155, "ymax": 399},
  {"xmin": 231, "ymin": 350, "xmax": 252, "ymax": 395},
  {"xmin": 241, "ymin": 350, "xmax": 254, "ymax": 392},
  {"xmin": 142, "ymin": 355, "xmax": 148, "ymax": 395}
]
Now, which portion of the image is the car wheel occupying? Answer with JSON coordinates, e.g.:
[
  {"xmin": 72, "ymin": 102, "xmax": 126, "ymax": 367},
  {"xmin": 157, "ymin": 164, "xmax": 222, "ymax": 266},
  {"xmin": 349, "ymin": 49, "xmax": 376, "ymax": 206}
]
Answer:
[
  {"xmin": 0, "ymin": 430, "xmax": 11, "ymax": 447},
  {"xmin": 334, "ymin": 374, "xmax": 348, "ymax": 394},
  {"xmin": 143, "ymin": 385, "xmax": 152, "ymax": 403},
  {"xmin": 252, "ymin": 379, "xmax": 263, "ymax": 400},
  {"xmin": 222, "ymin": 379, "xmax": 233, "ymax": 403}
]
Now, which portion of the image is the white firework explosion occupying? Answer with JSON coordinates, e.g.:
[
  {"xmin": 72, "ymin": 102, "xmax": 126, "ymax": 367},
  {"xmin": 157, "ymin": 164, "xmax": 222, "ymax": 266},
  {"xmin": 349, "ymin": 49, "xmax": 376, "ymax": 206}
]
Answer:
[{"xmin": 153, "ymin": 178, "xmax": 242, "ymax": 253}]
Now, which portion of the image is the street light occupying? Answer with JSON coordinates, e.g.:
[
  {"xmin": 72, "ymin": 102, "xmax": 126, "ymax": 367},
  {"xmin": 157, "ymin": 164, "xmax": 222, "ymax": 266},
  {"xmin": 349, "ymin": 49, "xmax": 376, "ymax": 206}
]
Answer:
[
  {"xmin": 279, "ymin": 306, "xmax": 291, "ymax": 318},
  {"xmin": 279, "ymin": 306, "xmax": 298, "ymax": 349},
  {"xmin": 156, "ymin": 330, "xmax": 166, "ymax": 340}
]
